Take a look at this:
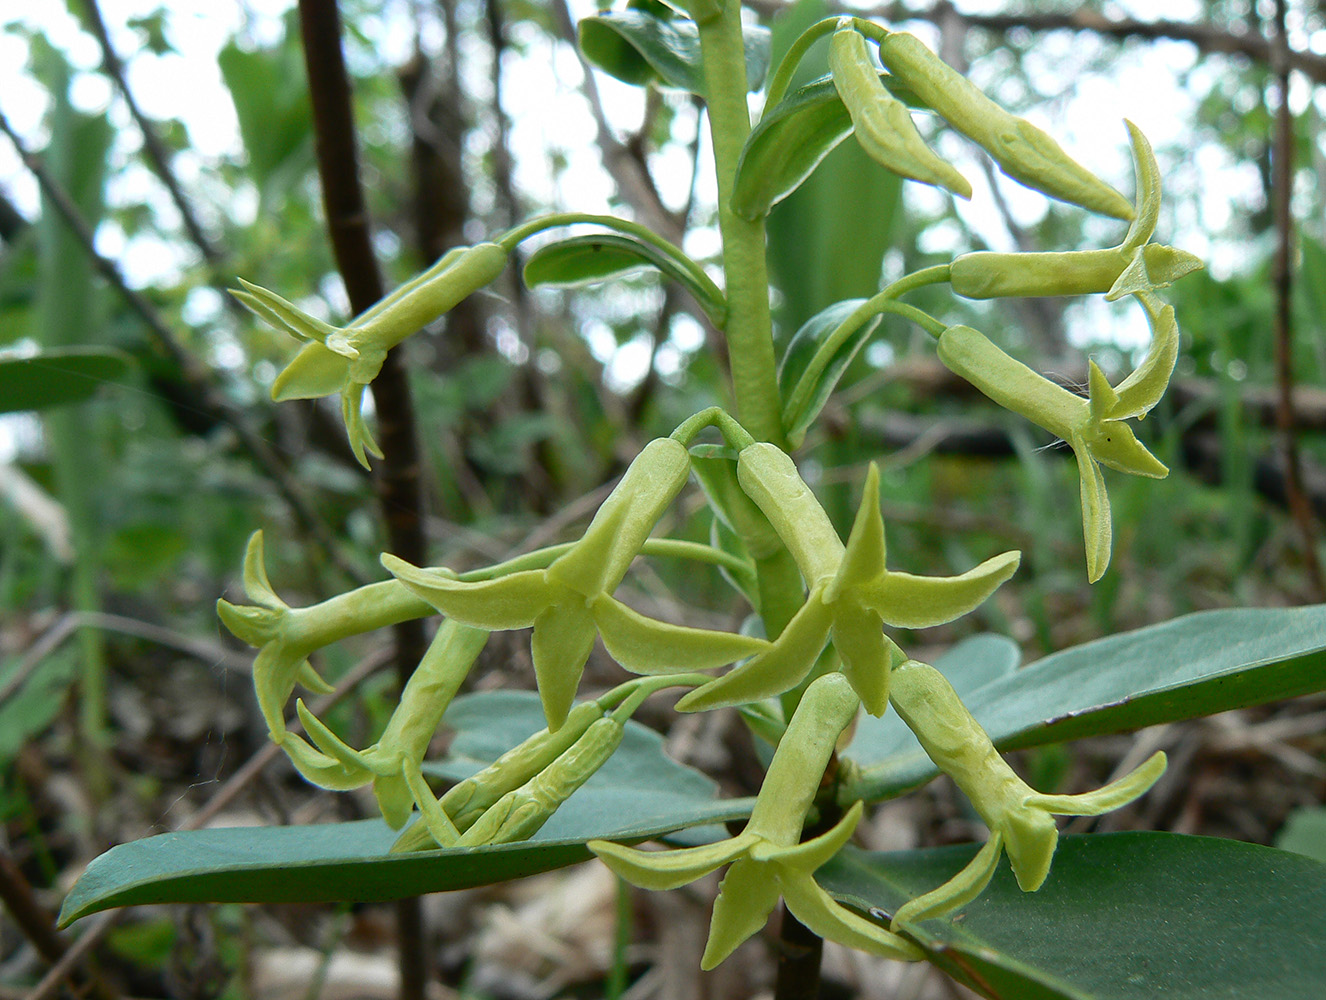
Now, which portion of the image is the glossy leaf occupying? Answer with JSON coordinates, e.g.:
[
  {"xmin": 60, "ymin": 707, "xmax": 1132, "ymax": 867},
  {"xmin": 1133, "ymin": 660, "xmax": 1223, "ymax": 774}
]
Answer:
[
  {"xmin": 846, "ymin": 605, "xmax": 1326, "ymax": 801},
  {"xmin": 523, "ymin": 233, "xmax": 726, "ymax": 326},
  {"xmin": 578, "ymin": 10, "xmax": 770, "ymax": 95},
  {"xmin": 0, "ymin": 347, "xmax": 132, "ymax": 413},
  {"xmin": 778, "ymin": 298, "xmax": 882, "ymax": 447},
  {"xmin": 59, "ymin": 691, "xmax": 752, "ymax": 925},
  {"xmin": 817, "ymin": 834, "xmax": 1326, "ymax": 999}
]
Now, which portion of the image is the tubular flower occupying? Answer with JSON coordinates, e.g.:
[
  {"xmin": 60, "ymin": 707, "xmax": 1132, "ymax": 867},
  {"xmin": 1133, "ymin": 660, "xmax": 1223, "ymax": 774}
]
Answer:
[
  {"xmin": 233, "ymin": 242, "xmax": 509, "ymax": 466},
  {"xmin": 937, "ymin": 291, "xmax": 1177, "ymax": 582},
  {"xmin": 592, "ymin": 674, "xmax": 922, "ymax": 968},
  {"xmin": 383, "ymin": 438, "xmax": 770, "ymax": 730},
  {"xmin": 215, "ymin": 531, "xmax": 434, "ymax": 737},
  {"xmin": 887, "ymin": 660, "xmax": 1167, "ymax": 926},
  {"xmin": 949, "ymin": 121, "xmax": 1201, "ymax": 301},
  {"xmin": 678, "ymin": 448, "xmax": 1019, "ymax": 715}
]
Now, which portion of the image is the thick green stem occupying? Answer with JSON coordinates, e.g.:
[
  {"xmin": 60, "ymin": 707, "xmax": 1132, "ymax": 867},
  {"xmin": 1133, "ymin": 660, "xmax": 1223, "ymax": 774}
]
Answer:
[{"xmin": 697, "ymin": 2, "xmax": 783, "ymax": 448}]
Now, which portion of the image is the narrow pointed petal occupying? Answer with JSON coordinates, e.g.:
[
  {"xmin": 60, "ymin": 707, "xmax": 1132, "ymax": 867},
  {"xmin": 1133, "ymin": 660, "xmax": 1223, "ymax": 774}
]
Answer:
[
  {"xmin": 402, "ymin": 758, "xmax": 460, "ymax": 847},
  {"xmin": 530, "ymin": 601, "xmax": 598, "ymax": 731},
  {"xmin": 675, "ymin": 595, "xmax": 834, "ymax": 712},
  {"xmin": 272, "ymin": 341, "xmax": 352, "ymax": 401},
  {"xmin": 234, "ymin": 278, "xmax": 347, "ymax": 350},
  {"xmin": 753, "ymin": 801, "xmax": 863, "ymax": 869},
  {"xmin": 891, "ymin": 832, "xmax": 1004, "ymax": 928},
  {"xmin": 382, "ymin": 555, "xmax": 550, "ymax": 629},
  {"xmin": 342, "ymin": 383, "xmax": 383, "ymax": 469},
  {"xmin": 830, "ymin": 604, "xmax": 898, "ymax": 717},
  {"xmin": 858, "ymin": 550, "xmax": 1021, "ymax": 628},
  {"xmin": 296, "ymin": 699, "xmax": 378, "ymax": 773},
  {"xmin": 1109, "ymin": 293, "xmax": 1179, "ymax": 418},
  {"xmin": 296, "ymin": 661, "xmax": 335, "ymax": 695},
  {"xmin": 240, "ymin": 531, "xmax": 280, "ymax": 607},
  {"xmin": 1075, "ymin": 442, "xmax": 1113, "ymax": 584},
  {"xmin": 591, "ymin": 593, "xmax": 769, "ymax": 675},
  {"xmin": 1026, "ymin": 750, "xmax": 1167, "ymax": 816},
  {"xmin": 825, "ymin": 463, "xmax": 885, "ymax": 604},
  {"xmin": 1087, "ymin": 360, "xmax": 1119, "ymax": 425},
  {"xmin": 589, "ymin": 833, "xmax": 758, "ymax": 891},
  {"xmin": 701, "ymin": 859, "xmax": 782, "ymax": 970},
  {"xmin": 280, "ymin": 732, "xmax": 373, "ymax": 790},
  {"xmin": 781, "ymin": 872, "xmax": 924, "ymax": 961},
  {"xmin": 1119, "ymin": 121, "xmax": 1160, "ymax": 253}
]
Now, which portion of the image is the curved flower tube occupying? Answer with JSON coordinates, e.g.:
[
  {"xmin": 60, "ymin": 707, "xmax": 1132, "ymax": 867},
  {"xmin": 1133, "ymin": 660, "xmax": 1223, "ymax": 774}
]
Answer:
[
  {"xmin": 887, "ymin": 660, "xmax": 1167, "ymax": 926},
  {"xmin": 593, "ymin": 674, "xmax": 923, "ymax": 967},
  {"xmin": 937, "ymin": 292, "xmax": 1177, "ymax": 581},
  {"xmin": 679, "ymin": 449, "xmax": 1018, "ymax": 714}
]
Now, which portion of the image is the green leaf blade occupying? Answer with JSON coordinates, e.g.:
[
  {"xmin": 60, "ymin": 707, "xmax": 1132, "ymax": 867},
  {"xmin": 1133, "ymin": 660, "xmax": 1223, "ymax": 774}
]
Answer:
[{"xmin": 0, "ymin": 347, "xmax": 133, "ymax": 413}]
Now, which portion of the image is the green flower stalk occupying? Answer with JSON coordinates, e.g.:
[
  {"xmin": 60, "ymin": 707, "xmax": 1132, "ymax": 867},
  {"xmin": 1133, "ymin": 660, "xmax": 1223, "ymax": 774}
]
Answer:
[
  {"xmin": 216, "ymin": 531, "xmax": 434, "ymax": 737},
  {"xmin": 233, "ymin": 242, "xmax": 509, "ymax": 466},
  {"xmin": 937, "ymin": 291, "xmax": 1178, "ymax": 581},
  {"xmin": 384, "ymin": 438, "xmax": 769, "ymax": 730},
  {"xmin": 887, "ymin": 660, "xmax": 1166, "ymax": 926},
  {"xmin": 679, "ymin": 447, "xmax": 1018, "ymax": 714},
  {"xmin": 949, "ymin": 122, "xmax": 1201, "ymax": 301},
  {"xmin": 592, "ymin": 673, "xmax": 923, "ymax": 968}
]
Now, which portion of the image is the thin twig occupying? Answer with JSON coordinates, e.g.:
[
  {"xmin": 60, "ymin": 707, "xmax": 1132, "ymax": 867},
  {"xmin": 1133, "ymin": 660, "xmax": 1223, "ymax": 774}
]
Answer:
[
  {"xmin": 295, "ymin": 3, "xmax": 432, "ymax": 998},
  {"xmin": 1270, "ymin": 0, "xmax": 1325, "ymax": 599},
  {"xmin": 0, "ymin": 107, "xmax": 367, "ymax": 587}
]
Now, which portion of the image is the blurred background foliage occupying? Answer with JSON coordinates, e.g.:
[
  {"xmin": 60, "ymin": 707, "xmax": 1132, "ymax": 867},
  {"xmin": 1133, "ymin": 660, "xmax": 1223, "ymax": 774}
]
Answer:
[{"xmin": 2, "ymin": 0, "xmax": 1325, "ymax": 997}]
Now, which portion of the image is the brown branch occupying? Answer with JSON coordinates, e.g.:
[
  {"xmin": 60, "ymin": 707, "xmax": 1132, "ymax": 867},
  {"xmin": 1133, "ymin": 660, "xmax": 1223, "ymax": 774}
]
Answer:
[
  {"xmin": 295, "ymin": 3, "xmax": 431, "ymax": 997},
  {"xmin": 748, "ymin": 1, "xmax": 1326, "ymax": 85},
  {"xmin": 0, "ymin": 106, "xmax": 367, "ymax": 587},
  {"xmin": 1270, "ymin": 0, "xmax": 1325, "ymax": 598}
]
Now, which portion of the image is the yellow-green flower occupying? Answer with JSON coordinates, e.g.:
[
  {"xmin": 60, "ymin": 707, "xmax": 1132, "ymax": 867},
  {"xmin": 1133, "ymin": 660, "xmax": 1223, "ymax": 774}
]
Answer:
[
  {"xmin": 679, "ymin": 450, "xmax": 1018, "ymax": 715},
  {"xmin": 937, "ymin": 292, "xmax": 1177, "ymax": 582}
]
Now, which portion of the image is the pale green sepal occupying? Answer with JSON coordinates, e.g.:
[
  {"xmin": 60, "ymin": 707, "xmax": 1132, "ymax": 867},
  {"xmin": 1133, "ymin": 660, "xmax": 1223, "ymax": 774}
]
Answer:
[
  {"xmin": 381, "ymin": 555, "xmax": 551, "ymax": 630},
  {"xmin": 271, "ymin": 341, "xmax": 352, "ymax": 401},
  {"xmin": 279, "ymin": 732, "xmax": 373, "ymax": 790},
  {"xmin": 295, "ymin": 661, "xmax": 335, "ymax": 695},
  {"xmin": 1075, "ymin": 437, "xmax": 1112, "ymax": 584},
  {"xmin": 1087, "ymin": 360, "xmax": 1119, "ymax": 425},
  {"xmin": 891, "ymin": 831, "xmax": 1004, "ymax": 928},
  {"xmin": 589, "ymin": 833, "xmax": 759, "ymax": 891},
  {"xmin": 675, "ymin": 594, "xmax": 833, "ymax": 712},
  {"xmin": 1002, "ymin": 808, "xmax": 1060, "ymax": 891},
  {"xmin": 295, "ymin": 699, "xmax": 380, "ymax": 774},
  {"xmin": 234, "ymin": 278, "xmax": 347, "ymax": 350},
  {"xmin": 824, "ymin": 462, "xmax": 885, "ymax": 605},
  {"xmin": 1027, "ymin": 751, "xmax": 1167, "ymax": 816},
  {"xmin": 1110, "ymin": 293, "xmax": 1179, "ymax": 419},
  {"xmin": 1118, "ymin": 120, "xmax": 1159, "ymax": 253},
  {"xmin": 858, "ymin": 550, "xmax": 1021, "ymax": 629},
  {"xmin": 591, "ymin": 593, "xmax": 770, "ymax": 674},
  {"xmin": 781, "ymin": 873, "xmax": 923, "ymax": 962},
  {"xmin": 401, "ymin": 758, "xmax": 460, "ymax": 847},
  {"xmin": 530, "ymin": 601, "xmax": 599, "ymax": 731},
  {"xmin": 700, "ymin": 859, "xmax": 782, "ymax": 970},
  {"xmin": 215, "ymin": 599, "xmax": 281, "ymax": 648},
  {"xmin": 1087, "ymin": 424, "xmax": 1168, "ymax": 480},
  {"xmin": 251, "ymin": 645, "xmax": 308, "ymax": 737},
  {"xmin": 374, "ymin": 771, "xmax": 415, "ymax": 830},
  {"xmin": 240, "ymin": 531, "xmax": 280, "ymax": 606},
  {"xmin": 829, "ymin": 603, "xmax": 896, "ymax": 717},
  {"xmin": 342, "ymin": 383, "xmax": 383, "ymax": 468},
  {"xmin": 752, "ymin": 800, "xmax": 863, "ymax": 867}
]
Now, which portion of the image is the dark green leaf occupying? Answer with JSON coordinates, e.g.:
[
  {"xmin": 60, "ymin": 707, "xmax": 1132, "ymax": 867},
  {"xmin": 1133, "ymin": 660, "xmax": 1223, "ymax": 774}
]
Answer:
[
  {"xmin": 847, "ymin": 605, "xmax": 1326, "ymax": 800},
  {"xmin": 59, "ymin": 692, "xmax": 753, "ymax": 925},
  {"xmin": 777, "ymin": 298, "xmax": 881, "ymax": 447},
  {"xmin": 578, "ymin": 10, "xmax": 770, "ymax": 95},
  {"xmin": 523, "ymin": 233, "xmax": 726, "ymax": 326},
  {"xmin": 0, "ymin": 348, "xmax": 133, "ymax": 413},
  {"xmin": 817, "ymin": 834, "xmax": 1326, "ymax": 1000}
]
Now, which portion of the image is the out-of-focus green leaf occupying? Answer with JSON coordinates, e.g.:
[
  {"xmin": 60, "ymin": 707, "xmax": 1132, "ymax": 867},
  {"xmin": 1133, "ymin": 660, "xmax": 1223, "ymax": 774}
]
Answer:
[
  {"xmin": 846, "ymin": 605, "xmax": 1326, "ymax": 801},
  {"xmin": 0, "ymin": 648, "xmax": 78, "ymax": 768},
  {"xmin": 778, "ymin": 298, "xmax": 881, "ymax": 447},
  {"xmin": 523, "ymin": 233, "xmax": 726, "ymax": 326},
  {"xmin": 0, "ymin": 348, "xmax": 133, "ymax": 413},
  {"xmin": 817, "ymin": 834, "xmax": 1326, "ymax": 1000},
  {"xmin": 1277, "ymin": 807, "xmax": 1326, "ymax": 864},
  {"xmin": 578, "ymin": 8, "xmax": 770, "ymax": 95},
  {"xmin": 59, "ymin": 692, "xmax": 753, "ymax": 926}
]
